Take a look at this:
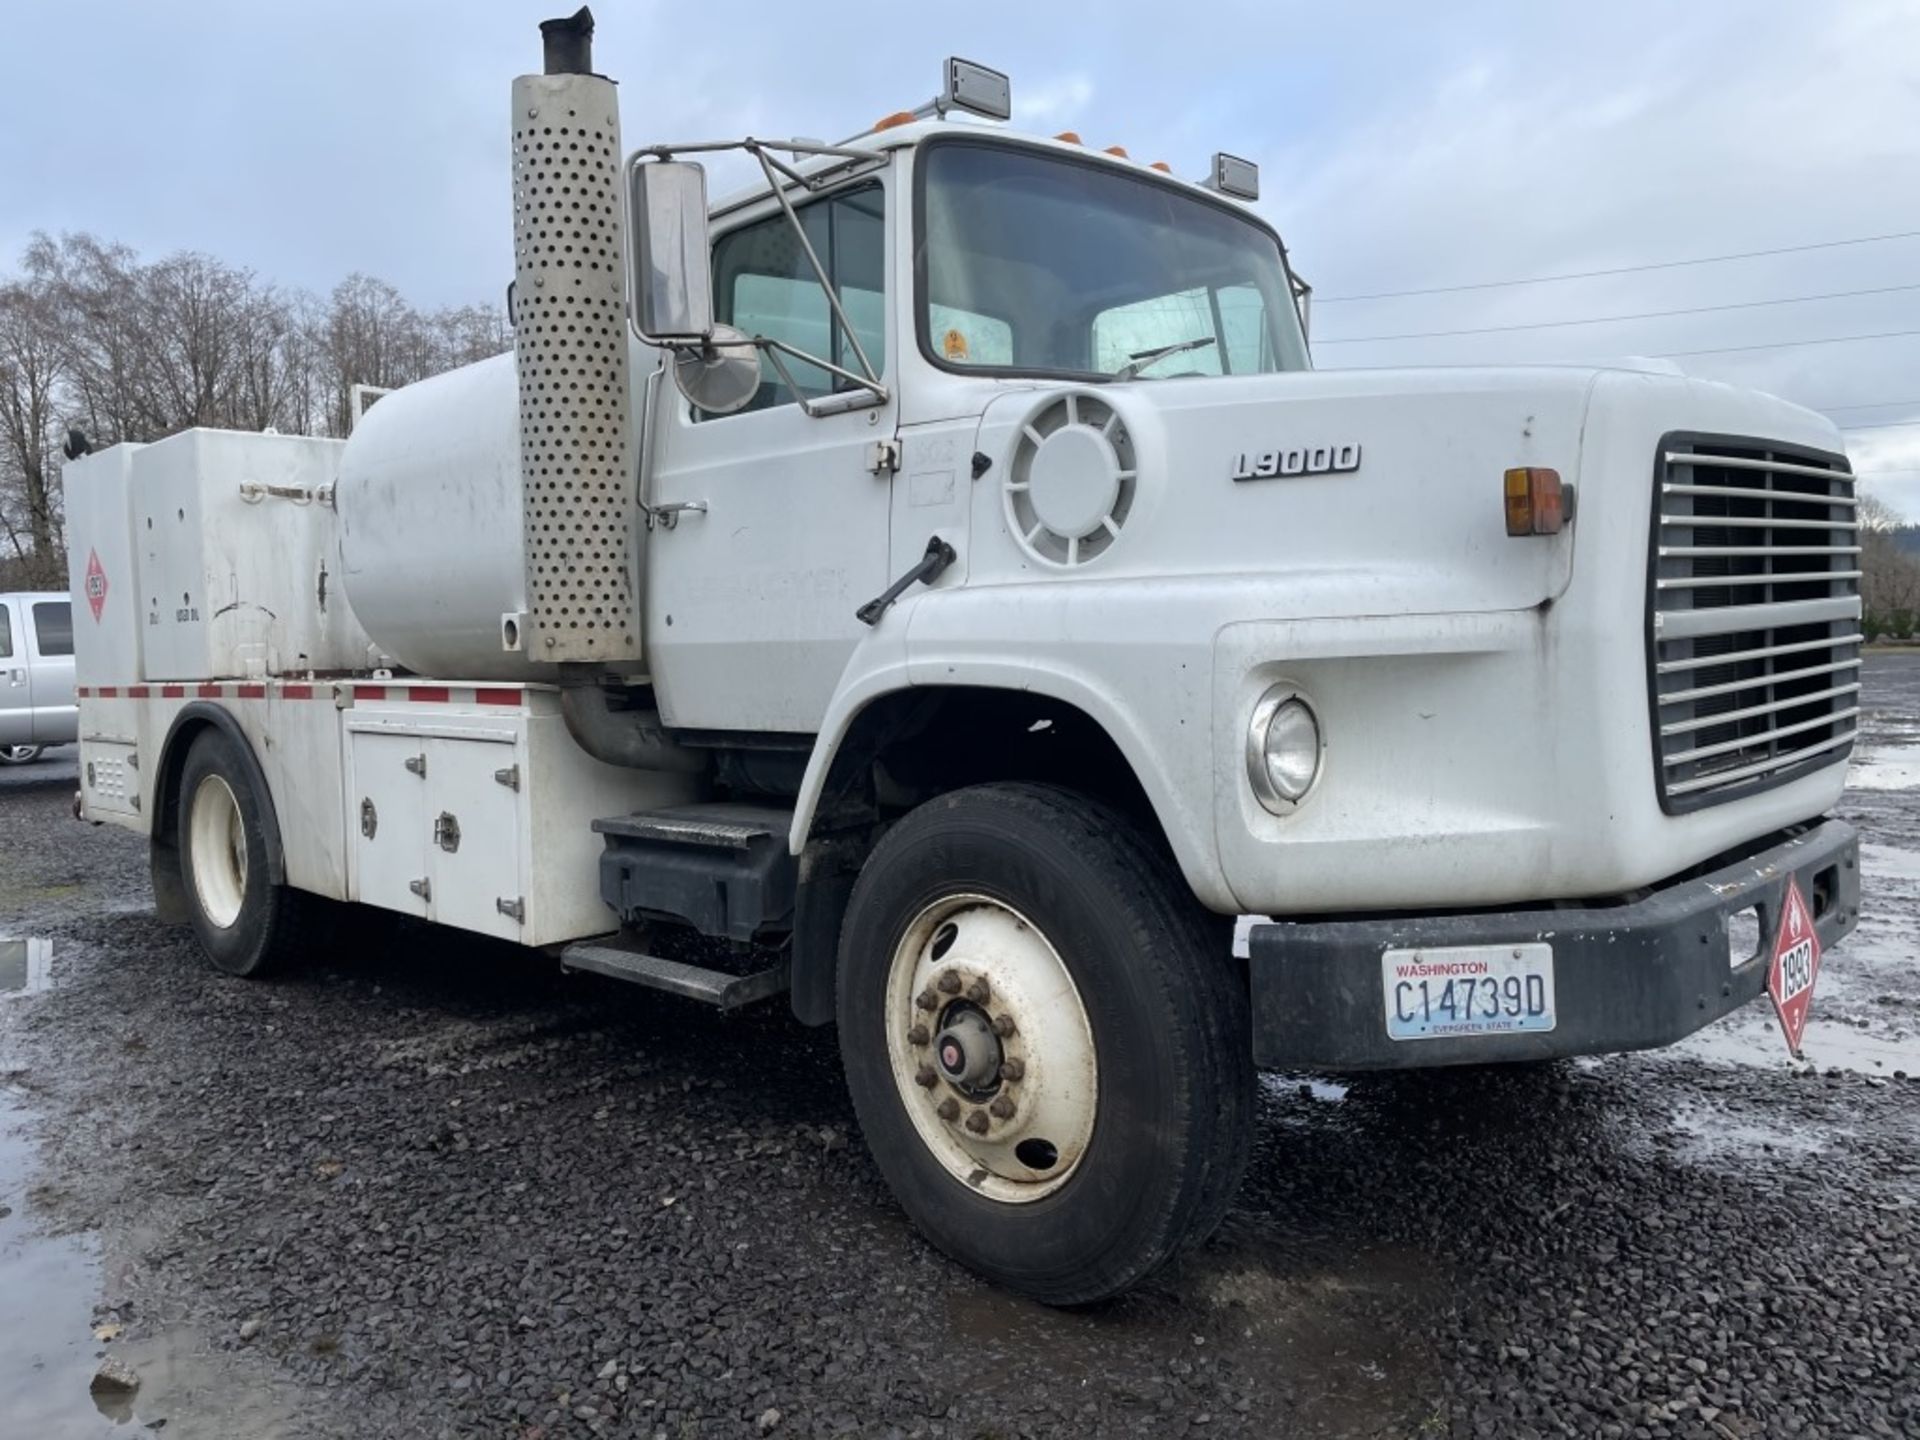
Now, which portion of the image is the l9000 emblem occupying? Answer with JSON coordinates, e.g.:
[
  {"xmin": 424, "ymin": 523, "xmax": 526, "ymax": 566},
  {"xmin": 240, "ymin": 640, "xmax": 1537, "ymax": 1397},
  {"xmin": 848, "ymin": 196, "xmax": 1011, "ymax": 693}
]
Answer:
[{"xmin": 1231, "ymin": 443, "xmax": 1362, "ymax": 481}]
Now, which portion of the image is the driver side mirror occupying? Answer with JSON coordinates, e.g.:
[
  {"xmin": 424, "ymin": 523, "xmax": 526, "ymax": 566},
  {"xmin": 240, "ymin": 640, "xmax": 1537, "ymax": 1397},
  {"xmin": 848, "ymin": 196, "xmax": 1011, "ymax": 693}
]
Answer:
[{"xmin": 628, "ymin": 159, "xmax": 713, "ymax": 343}]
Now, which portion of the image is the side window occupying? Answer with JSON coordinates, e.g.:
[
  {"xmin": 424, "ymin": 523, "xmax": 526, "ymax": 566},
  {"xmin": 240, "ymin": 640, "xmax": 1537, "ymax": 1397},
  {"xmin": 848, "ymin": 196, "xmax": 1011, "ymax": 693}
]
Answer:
[
  {"xmin": 0, "ymin": 604, "xmax": 12, "ymax": 660},
  {"xmin": 32, "ymin": 602, "xmax": 73, "ymax": 657},
  {"xmin": 711, "ymin": 184, "xmax": 886, "ymax": 414},
  {"xmin": 1092, "ymin": 288, "xmax": 1224, "ymax": 377}
]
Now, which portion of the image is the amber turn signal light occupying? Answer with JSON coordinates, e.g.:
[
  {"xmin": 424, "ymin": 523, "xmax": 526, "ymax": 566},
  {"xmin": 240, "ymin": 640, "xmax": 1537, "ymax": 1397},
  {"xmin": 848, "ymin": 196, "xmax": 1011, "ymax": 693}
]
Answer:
[{"xmin": 1504, "ymin": 467, "xmax": 1569, "ymax": 536}]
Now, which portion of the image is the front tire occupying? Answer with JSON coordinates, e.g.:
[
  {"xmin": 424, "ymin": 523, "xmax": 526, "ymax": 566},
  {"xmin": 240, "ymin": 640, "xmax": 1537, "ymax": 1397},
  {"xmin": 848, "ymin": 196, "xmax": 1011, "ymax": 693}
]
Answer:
[
  {"xmin": 176, "ymin": 728, "xmax": 310, "ymax": 977},
  {"xmin": 837, "ymin": 783, "xmax": 1253, "ymax": 1305},
  {"xmin": 1, "ymin": 745, "xmax": 43, "ymax": 764}
]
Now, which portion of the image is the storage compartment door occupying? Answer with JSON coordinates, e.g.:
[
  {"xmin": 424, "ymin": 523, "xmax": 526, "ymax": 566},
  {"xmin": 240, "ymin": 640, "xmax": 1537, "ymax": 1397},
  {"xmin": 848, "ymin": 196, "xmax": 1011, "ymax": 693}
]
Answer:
[
  {"xmin": 425, "ymin": 733, "xmax": 525, "ymax": 941},
  {"xmin": 348, "ymin": 729, "xmax": 431, "ymax": 918}
]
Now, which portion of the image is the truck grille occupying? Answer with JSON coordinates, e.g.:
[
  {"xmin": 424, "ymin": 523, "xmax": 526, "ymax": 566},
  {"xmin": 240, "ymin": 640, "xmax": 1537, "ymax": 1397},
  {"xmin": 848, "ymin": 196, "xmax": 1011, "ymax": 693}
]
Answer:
[{"xmin": 1647, "ymin": 434, "xmax": 1861, "ymax": 813}]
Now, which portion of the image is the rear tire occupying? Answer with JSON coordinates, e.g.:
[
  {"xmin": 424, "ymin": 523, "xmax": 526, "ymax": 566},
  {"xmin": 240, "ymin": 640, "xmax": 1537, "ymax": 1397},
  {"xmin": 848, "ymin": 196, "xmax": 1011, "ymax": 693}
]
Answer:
[
  {"xmin": 1, "ymin": 745, "xmax": 43, "ymax": 764},
  {"xmin": 837, "ymin": 782, "xmax": 1253, "ymax": 1305},
  {"xmin": 176, "ymin": 728, "xmax": 311, "ymax": 978}
]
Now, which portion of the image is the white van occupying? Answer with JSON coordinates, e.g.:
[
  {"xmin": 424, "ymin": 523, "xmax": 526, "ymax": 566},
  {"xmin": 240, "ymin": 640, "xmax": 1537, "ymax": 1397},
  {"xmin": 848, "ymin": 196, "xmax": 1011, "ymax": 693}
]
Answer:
[{"xmin": 0, "ymin": 591, "xmax": 77, "ymax": 763}]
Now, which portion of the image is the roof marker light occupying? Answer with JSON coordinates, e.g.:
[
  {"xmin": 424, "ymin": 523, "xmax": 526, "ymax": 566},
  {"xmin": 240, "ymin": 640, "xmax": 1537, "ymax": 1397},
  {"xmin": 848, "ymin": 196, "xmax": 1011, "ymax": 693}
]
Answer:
[
  {"xmin": 1150, "ymin": 161, "xmax": 1172, "ymax": 173},
  {"xmin": 872, "ymin": 110, "xmax": 917, "ymax": 131},
  {"xmin": 1055, "ymin": 131, "xmax": 1082, "ymax": 144},
  {"xmin": 1104, "ymin": 145, "xmax": 1130, "ymax": 158},
  {"xmin": 1206, "ymin": 152, "xmax": 1259, "ymax": 201}
]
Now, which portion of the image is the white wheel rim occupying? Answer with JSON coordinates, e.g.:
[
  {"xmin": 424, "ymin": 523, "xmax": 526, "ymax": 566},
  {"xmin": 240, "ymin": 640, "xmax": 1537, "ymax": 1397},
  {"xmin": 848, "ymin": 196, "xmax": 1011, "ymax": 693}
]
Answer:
[
  {"xmin": 884, "ymin": 894, "xmax": 1098, "ymax": 1203},
  {"xmin": 188, "ymin": 774, "xmax": 248, "ymax": 929}
]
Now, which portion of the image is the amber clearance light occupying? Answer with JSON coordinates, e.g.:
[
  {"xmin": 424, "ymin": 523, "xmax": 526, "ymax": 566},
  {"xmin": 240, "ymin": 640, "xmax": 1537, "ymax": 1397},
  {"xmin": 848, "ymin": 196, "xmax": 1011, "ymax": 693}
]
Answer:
[{"xmin": 1503, "ymin": 467, "xmax": 1571, "ymax": 536}]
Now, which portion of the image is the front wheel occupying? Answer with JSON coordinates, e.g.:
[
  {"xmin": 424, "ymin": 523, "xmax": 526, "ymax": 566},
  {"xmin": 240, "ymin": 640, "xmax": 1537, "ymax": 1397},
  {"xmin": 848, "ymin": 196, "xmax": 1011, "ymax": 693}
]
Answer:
[
  {"xmin": 837, "ymin": 783, "xmax": 1253, "ymax": 1305},
  {"xmin": 0, "ymin": 745, "xmax": 44, "ymax": 764},
  {"xmin": 176, "ymin": 728, "xmax": 311, "ymax": 977}
]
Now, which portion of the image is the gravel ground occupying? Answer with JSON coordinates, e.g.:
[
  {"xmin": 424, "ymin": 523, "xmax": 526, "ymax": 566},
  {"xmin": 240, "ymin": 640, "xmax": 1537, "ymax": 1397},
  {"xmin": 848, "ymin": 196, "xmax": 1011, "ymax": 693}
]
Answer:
[{"xmin": 2, "ymin": 655, "xmax": 1918, "ymax": 1440}]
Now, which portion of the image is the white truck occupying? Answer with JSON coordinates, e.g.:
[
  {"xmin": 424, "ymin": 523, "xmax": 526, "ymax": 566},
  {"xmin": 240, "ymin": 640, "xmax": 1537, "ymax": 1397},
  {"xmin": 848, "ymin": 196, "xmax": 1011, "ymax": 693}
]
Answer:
[
  {"xmin": 1, "ymin": 590, "xmax": 77, "ymax": 763},
  {"xmin": 63, "ymin": 11, "xmax": 1862, "ymax": 1303}
]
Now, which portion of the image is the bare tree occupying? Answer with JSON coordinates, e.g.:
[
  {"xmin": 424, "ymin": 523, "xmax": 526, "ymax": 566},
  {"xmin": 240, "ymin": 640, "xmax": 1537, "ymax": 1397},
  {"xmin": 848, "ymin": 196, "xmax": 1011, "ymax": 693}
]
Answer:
[
  {"xmin": 1860, "ymin": 493, "xmax": 1920, "ymax": 639},
  {"xmin": 0, "ymin": 278, "xmax": 68, "ymax": 585},
  {"xmin": 0, "ymin": 231, "xmax": 511, "ymax": 583}
]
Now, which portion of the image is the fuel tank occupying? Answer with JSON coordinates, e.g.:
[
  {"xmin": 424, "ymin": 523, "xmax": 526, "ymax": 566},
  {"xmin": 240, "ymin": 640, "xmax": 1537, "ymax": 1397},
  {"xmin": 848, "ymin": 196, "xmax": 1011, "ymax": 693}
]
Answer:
[{"xmin": 333, "ymin": 353, "xmax": 556, "ymax": 681}]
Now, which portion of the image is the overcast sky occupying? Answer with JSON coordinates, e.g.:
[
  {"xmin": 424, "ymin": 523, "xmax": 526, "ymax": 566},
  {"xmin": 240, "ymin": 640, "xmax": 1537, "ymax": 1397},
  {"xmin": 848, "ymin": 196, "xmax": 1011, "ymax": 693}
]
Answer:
[{"xmin": 3, "ymin": 1, "xmax": 1917, "ymax": 514}]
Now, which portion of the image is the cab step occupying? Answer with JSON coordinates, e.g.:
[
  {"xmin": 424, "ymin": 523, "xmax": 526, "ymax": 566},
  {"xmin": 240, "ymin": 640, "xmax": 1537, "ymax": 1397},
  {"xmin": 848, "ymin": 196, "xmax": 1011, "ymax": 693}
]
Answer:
[
  {"xmin": 560, "ymin": 941, "xmax": 790, "ymax": 1011},
  {"xmin": 593, "ymin": 802, "xmax": 797, "ymax": 942}
]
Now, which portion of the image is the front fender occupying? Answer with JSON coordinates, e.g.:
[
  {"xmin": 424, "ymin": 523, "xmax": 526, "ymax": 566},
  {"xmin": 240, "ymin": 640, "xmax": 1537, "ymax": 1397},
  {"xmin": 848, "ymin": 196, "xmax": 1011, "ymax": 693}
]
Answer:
[{"xmin": 790, "ymin": 588, "xmax": 1235, "ymax": 914}]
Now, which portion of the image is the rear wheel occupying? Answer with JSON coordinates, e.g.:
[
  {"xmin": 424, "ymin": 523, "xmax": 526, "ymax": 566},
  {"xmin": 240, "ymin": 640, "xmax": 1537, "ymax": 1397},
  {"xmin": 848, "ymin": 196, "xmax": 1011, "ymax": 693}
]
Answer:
[
  {"xmin": 0, "ymin": 745, "xmax": 43, "ymax": 764},
  {"xmin": 176, "ymin": 728, "xmax": 310, "ymax": 977},
  {"xmin": 838, "ymin": 782, "xmax": 1253, "ymax": 1305}
]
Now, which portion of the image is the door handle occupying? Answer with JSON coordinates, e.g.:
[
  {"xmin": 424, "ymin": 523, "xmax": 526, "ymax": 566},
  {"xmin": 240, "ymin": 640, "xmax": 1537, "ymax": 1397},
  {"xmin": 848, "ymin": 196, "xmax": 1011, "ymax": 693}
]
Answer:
[{"xmin": 649, "ymin": 500, "xmax": 708, "ymax": 531}]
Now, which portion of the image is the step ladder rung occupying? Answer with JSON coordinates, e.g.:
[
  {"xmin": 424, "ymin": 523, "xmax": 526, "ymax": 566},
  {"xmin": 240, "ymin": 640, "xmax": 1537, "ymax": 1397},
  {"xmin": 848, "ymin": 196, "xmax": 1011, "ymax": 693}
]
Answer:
[{"xmin": 561, "ymin": 942, "xmax": 788, "ymax": 1011}]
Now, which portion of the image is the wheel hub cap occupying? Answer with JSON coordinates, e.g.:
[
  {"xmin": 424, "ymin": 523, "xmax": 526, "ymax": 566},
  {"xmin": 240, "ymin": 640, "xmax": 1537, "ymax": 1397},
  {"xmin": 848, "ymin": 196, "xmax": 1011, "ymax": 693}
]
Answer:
[
  {"xmin": 934, "ymin": 1008, "xmax": 1001, "ymax": 1089},
  {"xmin": 884, "ymin": 895, "xmax": 1099, "ymax": 1204}
]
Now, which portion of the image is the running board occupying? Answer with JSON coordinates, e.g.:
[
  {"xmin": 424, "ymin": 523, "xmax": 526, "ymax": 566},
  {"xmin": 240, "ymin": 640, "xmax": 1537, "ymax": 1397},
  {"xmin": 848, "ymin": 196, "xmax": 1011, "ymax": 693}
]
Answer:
[{"xmin": 560, "ymin": 942, "xmax": 789, "ymax": 1012}]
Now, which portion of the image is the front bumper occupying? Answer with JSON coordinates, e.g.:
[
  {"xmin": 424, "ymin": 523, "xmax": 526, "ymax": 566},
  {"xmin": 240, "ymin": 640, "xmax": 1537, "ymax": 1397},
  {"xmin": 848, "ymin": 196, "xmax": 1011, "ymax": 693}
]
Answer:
[{"xmin": 1249, "ymin": 818, "xmax": 1859, "ymax": 1070}]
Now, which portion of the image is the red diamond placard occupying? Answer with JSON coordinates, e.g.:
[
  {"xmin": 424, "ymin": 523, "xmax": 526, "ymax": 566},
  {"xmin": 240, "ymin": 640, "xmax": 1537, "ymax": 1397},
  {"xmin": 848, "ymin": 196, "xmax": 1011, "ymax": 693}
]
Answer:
[
  {"xmin": 1767, "ymin": 877, "xmax": 1821, "ymax": 1056},
  {"xmin": 84, "ymin": 547, "xmax": 109, "ymax": 622}
]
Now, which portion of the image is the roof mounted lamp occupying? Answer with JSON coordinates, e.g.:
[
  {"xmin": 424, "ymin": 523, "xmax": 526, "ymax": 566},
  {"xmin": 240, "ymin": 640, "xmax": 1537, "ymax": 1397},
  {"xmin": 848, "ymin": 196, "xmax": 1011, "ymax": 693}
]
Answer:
[{"xmin": 1205, "ymin": 152, "xmax": 1260, "ymax": 201}]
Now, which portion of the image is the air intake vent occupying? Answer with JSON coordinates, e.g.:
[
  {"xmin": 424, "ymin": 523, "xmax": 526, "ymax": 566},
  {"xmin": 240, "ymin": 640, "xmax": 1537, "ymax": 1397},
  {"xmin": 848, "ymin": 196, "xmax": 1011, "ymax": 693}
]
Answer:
[
  {"xmin": 1004, "ymin": 392, "xmax": 1136, "ymax": 568},
  {"xmin": 1646, "ymin": 434, "xmax": 1861, "ymax": 813}
]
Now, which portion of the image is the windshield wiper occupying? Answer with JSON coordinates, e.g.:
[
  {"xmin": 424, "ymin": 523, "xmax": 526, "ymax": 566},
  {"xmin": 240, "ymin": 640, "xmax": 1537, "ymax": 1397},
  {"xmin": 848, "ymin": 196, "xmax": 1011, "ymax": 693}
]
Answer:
[{"xmin": 1114, "ymin": 336, "xmax": 1216, "ymax": 381}]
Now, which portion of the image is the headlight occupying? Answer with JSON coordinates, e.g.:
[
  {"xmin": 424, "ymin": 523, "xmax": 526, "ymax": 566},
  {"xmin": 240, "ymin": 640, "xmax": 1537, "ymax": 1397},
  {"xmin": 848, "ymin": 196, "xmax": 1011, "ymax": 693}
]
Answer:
[{"xmin": 1246, "ymin": 687, "xmax": 1321, "ymax": 813}]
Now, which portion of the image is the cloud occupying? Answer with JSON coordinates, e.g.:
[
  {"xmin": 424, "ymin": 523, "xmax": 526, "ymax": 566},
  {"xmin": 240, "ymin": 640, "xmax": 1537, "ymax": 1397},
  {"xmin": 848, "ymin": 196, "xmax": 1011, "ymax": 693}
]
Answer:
[{"xmin": 1014, "ymin": 74, "xmax": 1094, "ymax": 127}]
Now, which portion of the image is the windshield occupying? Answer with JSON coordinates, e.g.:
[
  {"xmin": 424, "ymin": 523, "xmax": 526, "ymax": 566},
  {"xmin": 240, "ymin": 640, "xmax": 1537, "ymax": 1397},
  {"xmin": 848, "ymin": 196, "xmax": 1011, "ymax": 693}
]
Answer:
[{"xmin": 918, "ymin": 140, "xmax": 1310, "ymax": 380}]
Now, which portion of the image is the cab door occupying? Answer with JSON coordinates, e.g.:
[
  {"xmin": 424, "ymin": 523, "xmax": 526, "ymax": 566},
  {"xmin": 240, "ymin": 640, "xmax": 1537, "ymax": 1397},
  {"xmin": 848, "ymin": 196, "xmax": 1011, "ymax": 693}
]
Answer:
[
  {"xmin": 0, "ymin": 599, "xmax": 30, "ymax": 746},
  {"xmin": 645, "ymin": 181, "xmax": 894, "ymax": 734}
]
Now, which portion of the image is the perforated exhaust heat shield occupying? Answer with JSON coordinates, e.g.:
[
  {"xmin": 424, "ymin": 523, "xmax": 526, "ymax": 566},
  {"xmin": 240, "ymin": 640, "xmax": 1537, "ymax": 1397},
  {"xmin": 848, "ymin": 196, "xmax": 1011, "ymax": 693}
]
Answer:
[{"xmin": 510, "ymin": 67, "xmax": 641, "ymax": 665}]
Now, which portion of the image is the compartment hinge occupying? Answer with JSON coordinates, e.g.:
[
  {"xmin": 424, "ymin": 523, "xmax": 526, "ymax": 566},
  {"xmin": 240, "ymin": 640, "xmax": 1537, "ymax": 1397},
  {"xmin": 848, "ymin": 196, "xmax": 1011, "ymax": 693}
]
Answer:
[{"xmin": 497, "ymin": 896, "xmax": 526, "ymax": 923}]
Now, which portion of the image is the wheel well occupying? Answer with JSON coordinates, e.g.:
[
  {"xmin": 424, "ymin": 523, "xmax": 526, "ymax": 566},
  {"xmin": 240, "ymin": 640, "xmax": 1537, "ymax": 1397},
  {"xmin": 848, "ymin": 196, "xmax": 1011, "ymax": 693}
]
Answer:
[
  {"xmin": 816, "ymin": 686, "xmax": 1165, "ymax": 851},
  {"xmin": 150, "ymin": 707, "xmax": 287, "ymax": 923},
  {"xmin": 789, "ymin": 688, "xmax": 1174, "ymax": 1028}
]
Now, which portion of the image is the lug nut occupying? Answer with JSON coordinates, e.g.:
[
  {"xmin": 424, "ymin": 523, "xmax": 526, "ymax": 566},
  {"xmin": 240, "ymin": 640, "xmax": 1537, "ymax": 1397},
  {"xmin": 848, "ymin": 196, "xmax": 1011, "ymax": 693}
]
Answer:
[
  {"xmin": 907, "ymin": 1023, "xmax": 930, "ymax": 1046},
  {"xmin": 989, "ymin": 1095, "xmax": 1016, "ymax": 1120},
  {"xmin": 936, "ymin": 1098, "xmax": 960, "ymax": 1122},
  {"xmin": 914, "ymin": 1064, "xmax": 938, "ymax": 1089},
  {"xmin": 914, "ymin": 988, "xmax": 938, "ymax": 1012},
  {"xmin": 964, "ymin": 1109, "xmax": 990, "ymax": 1135},
  {"xmin": 1000, "ymin": 1057, "xmax": 1025, "ymax": 1082},
  {"xmin": 965, "ymin": 978, "xmax": 991, "ymax": 1005},
  {"xmin": 991, "ymin": 1013, "xmax": 1017, "ymax": 1039},
  {"xmin": 936, "ymin": 971, "xmax": 962, "ymax": 995}
]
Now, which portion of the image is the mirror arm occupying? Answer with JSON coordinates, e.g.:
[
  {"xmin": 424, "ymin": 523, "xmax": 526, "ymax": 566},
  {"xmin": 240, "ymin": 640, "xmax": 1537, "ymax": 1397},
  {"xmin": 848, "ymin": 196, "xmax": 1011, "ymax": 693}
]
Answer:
[
  {"xmin": 748, "ymin": 145, "xmax": 884, "ymax": 392},
  {"xmin": 754, "ymin": 336, "xmax": 888, "ymax": 413}
]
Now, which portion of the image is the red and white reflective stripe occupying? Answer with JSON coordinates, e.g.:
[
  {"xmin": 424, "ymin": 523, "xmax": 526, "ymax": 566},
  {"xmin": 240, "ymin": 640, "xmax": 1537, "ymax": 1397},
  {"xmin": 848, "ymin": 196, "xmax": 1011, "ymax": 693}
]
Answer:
[{"xmin": 77, "ymin": 681, "xmax": 528, "ymax": 708}]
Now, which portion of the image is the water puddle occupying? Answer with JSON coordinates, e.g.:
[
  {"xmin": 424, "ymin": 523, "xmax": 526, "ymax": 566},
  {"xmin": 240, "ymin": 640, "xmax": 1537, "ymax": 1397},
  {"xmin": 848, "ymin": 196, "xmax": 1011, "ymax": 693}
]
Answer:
[
  {"xmin": 1262, "ymin": 1073, "xmax": 1352, "ymax": 1105},
  {"xmin": 0, "ymin": 1087, "xmax": 120, "ymax": 1433},
  {"xmin": 0, "ymin": 1086, "xmax": 298, "ymax": 1435},
  {"xmin": 0, "ymin": 937, "xmax": 54, "ymax": 997},
  {"xmin": 1666, "ymin": 1102, "xmax": 1835, "ymax": 1164},
  {"xmin": 1848, "ymin": 742, "xmax": 1920, "ymax": 791}
]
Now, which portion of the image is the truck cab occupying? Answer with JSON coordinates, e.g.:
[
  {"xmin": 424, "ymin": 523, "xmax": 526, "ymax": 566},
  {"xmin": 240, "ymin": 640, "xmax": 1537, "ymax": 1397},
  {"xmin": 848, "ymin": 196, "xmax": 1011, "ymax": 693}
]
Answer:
[{"xmin": 0, "ymin": 591, "xmax": 77, "ymax": 760}]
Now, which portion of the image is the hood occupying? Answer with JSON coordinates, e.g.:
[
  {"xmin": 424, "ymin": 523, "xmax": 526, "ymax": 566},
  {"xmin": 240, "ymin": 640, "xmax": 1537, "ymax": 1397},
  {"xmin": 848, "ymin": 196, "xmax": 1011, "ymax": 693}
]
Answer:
[{"xmin": 968, "ymin": 366, "xmax": 1603, "ymax": 617}]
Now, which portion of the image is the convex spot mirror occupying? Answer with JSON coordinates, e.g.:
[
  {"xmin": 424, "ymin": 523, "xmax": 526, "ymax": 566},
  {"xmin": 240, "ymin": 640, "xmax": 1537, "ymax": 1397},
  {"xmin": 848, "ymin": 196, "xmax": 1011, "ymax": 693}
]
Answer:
[{"xmin": 629, "ymin": 159, "xmax": 713, "ymax": 342}]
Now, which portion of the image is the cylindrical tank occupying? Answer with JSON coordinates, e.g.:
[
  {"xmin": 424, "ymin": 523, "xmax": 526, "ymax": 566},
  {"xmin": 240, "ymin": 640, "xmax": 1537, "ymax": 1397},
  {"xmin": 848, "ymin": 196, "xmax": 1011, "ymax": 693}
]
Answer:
[{"xmin": 334, "ymin": 354, "xmax": 558, "ymax": 681}]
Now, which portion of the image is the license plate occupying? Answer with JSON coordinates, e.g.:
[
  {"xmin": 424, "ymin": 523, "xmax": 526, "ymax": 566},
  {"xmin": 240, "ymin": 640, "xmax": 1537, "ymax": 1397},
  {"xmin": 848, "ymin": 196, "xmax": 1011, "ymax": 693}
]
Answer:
[{"xmin": 1381, "ymin": 943, "xmax": 1556, "ymax": 1041}]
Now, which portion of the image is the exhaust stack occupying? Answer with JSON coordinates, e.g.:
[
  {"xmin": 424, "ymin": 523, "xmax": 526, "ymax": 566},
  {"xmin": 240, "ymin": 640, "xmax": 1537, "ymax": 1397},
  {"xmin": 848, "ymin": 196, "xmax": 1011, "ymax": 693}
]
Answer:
[{"xmin": 510, "ymin": 7, "xmax": 641, "ymax": 666}]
